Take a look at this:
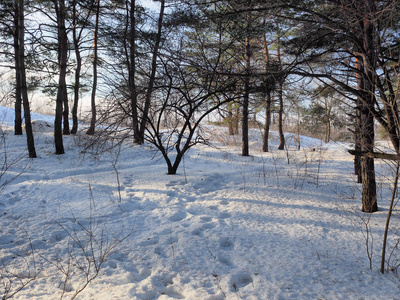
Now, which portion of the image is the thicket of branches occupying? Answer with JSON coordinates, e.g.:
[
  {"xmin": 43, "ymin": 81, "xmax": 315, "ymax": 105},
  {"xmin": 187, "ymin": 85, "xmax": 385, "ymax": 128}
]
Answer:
[{"xmin": 0, "ymin": 0, "xmax": 399, "ymax": 212}]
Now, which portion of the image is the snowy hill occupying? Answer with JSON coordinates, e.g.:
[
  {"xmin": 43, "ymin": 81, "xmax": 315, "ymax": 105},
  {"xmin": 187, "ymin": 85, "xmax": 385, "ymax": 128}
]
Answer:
[{"xmin": 0, "ymin": 106, "xmax": 399, "ymax": 299}]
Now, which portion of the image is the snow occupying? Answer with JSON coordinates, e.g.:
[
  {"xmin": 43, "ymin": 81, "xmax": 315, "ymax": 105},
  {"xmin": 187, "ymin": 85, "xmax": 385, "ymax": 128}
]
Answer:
[{"xmin": 1, "ymin": 106, "xmax": 400, "ymax": 299}]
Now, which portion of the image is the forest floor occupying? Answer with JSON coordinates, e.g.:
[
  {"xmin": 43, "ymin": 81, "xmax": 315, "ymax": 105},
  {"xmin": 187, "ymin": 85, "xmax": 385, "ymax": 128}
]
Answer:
[{"xmin": 1, "ymin": 106, "xmax": 400, "ymax": 299}]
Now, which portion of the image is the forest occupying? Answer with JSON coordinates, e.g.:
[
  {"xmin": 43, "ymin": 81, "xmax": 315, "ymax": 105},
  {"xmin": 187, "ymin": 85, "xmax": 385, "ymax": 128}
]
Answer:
[{"xmin": 0, "ymin": 0, "xmax": 400, "ymax": 298}]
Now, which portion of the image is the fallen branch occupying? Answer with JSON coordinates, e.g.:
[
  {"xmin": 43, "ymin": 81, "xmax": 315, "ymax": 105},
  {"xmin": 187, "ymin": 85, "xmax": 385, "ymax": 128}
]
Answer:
[{"xmin": 348, "ymin": 150, "xmax": 400, "ymax": 161}]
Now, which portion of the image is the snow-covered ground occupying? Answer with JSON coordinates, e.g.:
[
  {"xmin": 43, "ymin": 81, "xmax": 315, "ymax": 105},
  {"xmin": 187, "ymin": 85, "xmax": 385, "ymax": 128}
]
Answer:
[{"xmin": 1, "ymin": 107, "xmax": 400, "ymax": 299}]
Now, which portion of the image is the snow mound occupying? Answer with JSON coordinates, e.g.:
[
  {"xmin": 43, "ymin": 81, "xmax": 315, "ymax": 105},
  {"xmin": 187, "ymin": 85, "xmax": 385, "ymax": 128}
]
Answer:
[{"xmin": 30, "ymin": 120, "xmax": 53, "ymax": 132}]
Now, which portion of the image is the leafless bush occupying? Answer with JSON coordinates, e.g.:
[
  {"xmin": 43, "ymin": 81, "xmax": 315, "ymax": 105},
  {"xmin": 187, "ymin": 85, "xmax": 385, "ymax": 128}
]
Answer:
[
  {"xmin": 0, "ymin": 128, "xmax": 31, "ymax": 197},
  {"xmin": 41, "ymin": 188, "xmax": 131, "ymax": 299},
  {"xmin": 0, "ymin": 242, "xmax": 41, "ymax": 300}
]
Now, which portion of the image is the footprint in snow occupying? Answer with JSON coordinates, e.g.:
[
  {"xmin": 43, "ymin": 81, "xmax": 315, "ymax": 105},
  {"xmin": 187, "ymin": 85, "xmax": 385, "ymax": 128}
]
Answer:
[
  {"xmin": 201, "ymin": 222, "xmax": 216, "ymax": 230},
  {"xmin": 230, "ymin": 271, "xmax": 253, "ymax": 292},
  {"xmin": 154, "ymin": 245, "xmax": 166, "ymax": 257},
  {"xmin": 169, "ymin": 211, "xmax": 187, "ymax": 222},
  {"xmin": 138, "ymin": 236, "xmax": 159, "ymax": 247},
  {"xmin": 200, "ymin": 216, "xmax": 212, "ymax": 222},
  {"xmin": 218, "ymin": 255, "xmax": 234, "ymax": 267},
  {"xmin": 191, "ymin": 228, "xmax": 203, "ymax": 236},
  {"xmin": 219, "ymin": 237, "xmax": 234, "ymax": 250},
  {"xmin": 218, "ymin": 212, "xmax": 231, "ymax": 219},
  {"xmin": 150, "ymin": 273, "xmax": 185, "ymax": 299}
]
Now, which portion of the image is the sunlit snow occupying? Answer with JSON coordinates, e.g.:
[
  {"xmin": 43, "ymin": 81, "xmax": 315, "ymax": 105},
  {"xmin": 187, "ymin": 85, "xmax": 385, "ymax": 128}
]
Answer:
[{"xmin": 1, "ymin": 106, "xmax": 399, "ymax": 299}]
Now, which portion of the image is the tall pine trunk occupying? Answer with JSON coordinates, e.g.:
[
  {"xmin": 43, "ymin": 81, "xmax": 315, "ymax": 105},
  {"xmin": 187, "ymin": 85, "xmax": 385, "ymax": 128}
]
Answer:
[
  {"xmin": 263, "ymin": 92, "xmax": 271, "ymax": 152},
  {"xmin": 241, "ymin": 11, "xmax": 251, "ymax": 157},
  {"xmin": 71, "ymin": 0, "xmax": 81, "ymax": 134},
  {"xmin": 54, "ymin": 0, "xmax": 68, "ymax": 154},
  {"xmin": 360, "ymin": 0, "xmax": 377, "ymax": 212},
  {"xmin": 86, "ymin": 0, "xmax": 100, "ymax": 135},
  {"xmin": 262, "ymin": 23, "xmax": 271, "ymax": 152},
  {"xmin": 13, "ymin": 3, "xmax": 22, "ymax": 136},
  {"xmin": 61, "ymin": 0, "xmax": 70, "ymax": 135},
  {"xmin": 127, "ymin": 0, "xmax": 139, "ymax": 143},
  {"xmin": 276, "ymin": 36, "xmax": 285, "ymax": 150},
  {"xmin": 354, "ymin": 57, "xmax": 362, "ymax": 183},
  {"xmin": 17, "ymin": 0, "xmax": 36, "ymax": 158}
]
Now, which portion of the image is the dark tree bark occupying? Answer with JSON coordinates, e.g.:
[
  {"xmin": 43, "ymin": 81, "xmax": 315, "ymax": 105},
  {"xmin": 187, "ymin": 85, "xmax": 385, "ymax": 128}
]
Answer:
[
  {"xmin": 234, "ymin": 105, "xmax": 239, "ymax": 135},
  {"xmin": 241, "ymin": 11, "xmax": 251, "ymax": 157},
  {"xmin": 262, "ymin": 91, "xmax": 272, "ymax": 152},
  {"xmin": 227, "ymin": 101, "xmax": 235, "ymax": 136},
  {"xmin": 86, "ymin": 0, "xmax": 100, "ymax": 136},
  {"xmin": 13, "ymin": 2, "xmax": 22, "ymax": 136},
  {"xmin": 262, "ymin": 23, "xmax": 272, "ymax": 152},
  {"xmin": 54, "ymin": 0, "xmax": 68, "ymax": 154},
  {"xmin": 61, "ymin": 0, "xmax": 70, "ymax": 136},
  {"xmin": 276, "ymin": 36, "xmax": 285, "ymax": 150},
  {"xmin": 360, "ymin": 98, "xmax": 377, "ymax": 212},
  {"xmin": 354, "ymin": 56, "xmax": 362, "ymax": 183},
  {"xmin": 126, "ymin": 0, "xmax": 140, "ymax": 143},
  {"xmin": 71, "ymin": 0, "xmax": 82, "ymax": 134},
  {"xmin": 359, "ymin": 0, "xmax": 377, "ymax": 212},
  {"xmin": 17, "ymin": 0, "xmax": 36, "ymax": 158}
]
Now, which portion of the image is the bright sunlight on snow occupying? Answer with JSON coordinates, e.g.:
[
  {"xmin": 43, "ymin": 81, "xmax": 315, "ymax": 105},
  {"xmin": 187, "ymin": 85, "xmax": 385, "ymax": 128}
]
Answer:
[{"xmin": 1, "ymin": 106, "xmax": 400, "ymax": 299}]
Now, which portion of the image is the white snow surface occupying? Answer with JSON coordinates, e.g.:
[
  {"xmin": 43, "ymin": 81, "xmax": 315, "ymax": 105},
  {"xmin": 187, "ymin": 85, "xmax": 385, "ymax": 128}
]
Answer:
[{"xmin": 1, "ymin": 106, "xmax": 400, "ymax": 299}]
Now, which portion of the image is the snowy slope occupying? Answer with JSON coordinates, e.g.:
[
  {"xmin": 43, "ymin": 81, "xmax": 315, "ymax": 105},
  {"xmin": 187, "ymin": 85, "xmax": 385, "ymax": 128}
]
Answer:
[{"xmin": 1, "ymin": 106, "xmax": 400, "ymax": 299}]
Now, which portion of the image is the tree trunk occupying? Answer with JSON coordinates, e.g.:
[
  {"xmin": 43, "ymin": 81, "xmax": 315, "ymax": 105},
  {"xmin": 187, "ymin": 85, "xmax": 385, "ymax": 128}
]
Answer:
[
  {"xmin": 62, "ymin": 95, "xmax": 70, "ymax": 134},
  {"xmin": 263, "ymin": 91, "xmax": 271, "ymax": 152},
  {"xmin": 138, "ymin": 0, "xmax": 165, "ymax": 143},
  {"xmin": 228, "ymin": 103, "xmax": 234, "ymax": 136},
  {"xmin": 262, "ymin": 23, "xmax": 271, "ymax": 152},
  {"xmin": 61, "ymin": 0, "xmax": 70, "ymax": 135},
  {"xmin": 234, "ymin": 105, "xmax": 239, "ymax": 135},
  {"xmin": 54, "ymin": 0, "xmax": 68, "ymax": 155},
  {"xmin": 71, "ymin": 0, "xmax": 81, "ymax": 134},
  {"xmin": 360, "ymin": 104, "xmax": 377, "ymax": 212},
  {"xmin": 128, "ymin": 0, "xmax": 140, "ymax": 143},
  {"xmin": 276, "ymin": 36, "xmax": 285, "ymax": 150},
  {"xmin": 86, "ymin": 0, "xmax": 100, "ymax": 136},
  {"xmin": 17, "ymin": 0, "xmax": 36, "ymax": 158},
  {"xmin": 277, "ymin": 80, "xmax": 285, "ymax": 150},
  {"xmin": 360, "ymin": 0, "xmax": 377, "ymax": 212},
  {"xmin": 354, "ymin": 57, "xmax": 362, "ymax": 183},
  {"xmin": 242, "ymin": 12, "xmax": 251, "ymax": 157},
  {"xmin": 325, "ymin": 119, "xmax": 330, "ymax": 143},
  {"xmin": 13, "ymin": 4, "xmax": 22, "ymax": 136}
]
